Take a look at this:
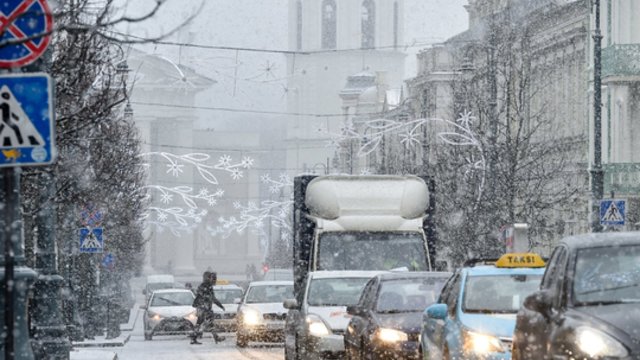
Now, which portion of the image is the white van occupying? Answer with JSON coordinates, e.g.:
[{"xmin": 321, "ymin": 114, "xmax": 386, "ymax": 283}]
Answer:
[{"xmin": 143, "ymin": 274, "xmax": 175, "ymax": 301}]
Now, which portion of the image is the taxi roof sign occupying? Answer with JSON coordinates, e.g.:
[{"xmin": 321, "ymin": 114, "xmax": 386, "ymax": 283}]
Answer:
[
  {"xmin": 215, "ymin": 279, "xmax": 230, "ymax": 285},
  {"xmin": 496, "ymin": 253, "xmax": 545, "ymax": 268}
]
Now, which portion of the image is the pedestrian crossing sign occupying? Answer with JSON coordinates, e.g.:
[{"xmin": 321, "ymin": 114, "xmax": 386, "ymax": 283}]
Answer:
[
  {"xmin": 600, "ymin": 199, "xmax": 626, "ymax": 226},
  {"xmin": 80, "ymin": 227, "xmax": 104, "ymax": 253},
  {"xmin": 0, "ymin": 73, "xmax": 55, "ymax": 167}
]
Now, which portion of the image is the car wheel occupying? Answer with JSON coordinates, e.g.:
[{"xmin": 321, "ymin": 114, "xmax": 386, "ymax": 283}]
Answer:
[{"xmin": 144, "ymin": 332, "xmax": 152, "ymax": 341}]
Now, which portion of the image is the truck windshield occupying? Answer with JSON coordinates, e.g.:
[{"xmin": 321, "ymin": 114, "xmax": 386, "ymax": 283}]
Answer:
[{"xmin": 317, "ymin": 232, "xmax": 428, "ymax": 271}]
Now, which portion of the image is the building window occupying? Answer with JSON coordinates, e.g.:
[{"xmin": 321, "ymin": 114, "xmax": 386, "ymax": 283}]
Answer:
[
  {"xmin": 361, "ymin": 0, "xmax": 375, "ymax": 49},
  {"xmin": 296, "ymin": 0, "xmax": 303, "ymax": 50},
  {"xmin": 322, "ymin": 0, "xmax": 337, "ymax": 49}
]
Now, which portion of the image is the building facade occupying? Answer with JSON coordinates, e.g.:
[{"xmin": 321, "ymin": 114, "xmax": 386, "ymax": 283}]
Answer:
[
  {"xmin": 128, "ymin": 49, "xmax": 265, "ymax": 278},
  {"xmin": 286, "ymin": 0, "xmax": 406, "ymax": 175},
  {"xmin": 400, "ymin": 0, "xmax": 594, "ymax": 258},
  {"xmin": 599, "ymin": 0, "xmax": 640, "ymax": 229}
]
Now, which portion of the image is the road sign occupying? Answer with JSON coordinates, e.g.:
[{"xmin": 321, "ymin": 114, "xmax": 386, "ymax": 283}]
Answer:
[
  {"xmin": 101, "ymin": 253, "xmax": 115, "ymax": 270},
  {"xmin": 80, "ymin": 203, "xmax": 104, "ymax": 227},
  {"xmin": 79, "ymin": 227, "xmax": 104, "ymax": 253},
  {"xmin": 0, "ymin": 0, "xmax": 53, "ymax": 68},
  {"xmin": 0, "ymin": 73, "xmax": 54, "ymax": 167},
  {"xmin": 600, "ymin": 199, "xmax": 626, "ymax": 226}
]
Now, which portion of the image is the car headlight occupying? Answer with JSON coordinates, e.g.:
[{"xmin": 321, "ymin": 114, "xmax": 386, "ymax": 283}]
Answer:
[
  {"xmin": 185, "ymin": 311, "xmax": 197, "ymax": 322},
  {"xmin": 147, "ymin": 311, "xmax": 162, "ymax": 321},
  {"xmin": 576, "ymin": 327, "xmax": 628, "ymax": 358},
  {"xmin": 242, "ymin": 308, "xmax": 261, "ymax": 326},
  {"xmin": 375, "ymin": 328, "xmax": 408, "ymax": 343},
  {"xmin": 463, "ymin": 330, "xmax": 505, "ymax": 354},
  {"xmin": 306, "ymin": 314, "xmax": 330, "ymax": 337}
]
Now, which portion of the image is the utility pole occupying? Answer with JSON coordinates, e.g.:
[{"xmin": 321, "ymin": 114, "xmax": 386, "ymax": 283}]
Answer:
[
  {"xmin": 1, "ymin": 167, "xmax": 38, "ymax": 360},
  {"xmin": 591, "ymin": 0, "xmax": 604, "ymax": 232}
]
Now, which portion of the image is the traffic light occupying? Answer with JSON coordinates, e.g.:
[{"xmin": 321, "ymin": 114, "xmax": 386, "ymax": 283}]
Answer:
[{"xmin": 262, "ymin": 263, "xmax": 269, "ymax": 274}]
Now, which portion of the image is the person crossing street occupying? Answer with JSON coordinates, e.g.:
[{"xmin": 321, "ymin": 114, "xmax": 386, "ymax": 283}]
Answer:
[{"xmin": 190, "ymin": 271, "xmax": 226, "ymax": 344}]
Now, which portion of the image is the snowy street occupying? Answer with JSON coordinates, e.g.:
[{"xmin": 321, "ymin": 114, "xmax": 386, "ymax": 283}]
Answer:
[
  {"xmin": 72, "ymin": 305, "xmax": 284, "ymax": 360},
  {"xmin": 105, "ymin": 334, "xmax": 284, "ymax": 360}
]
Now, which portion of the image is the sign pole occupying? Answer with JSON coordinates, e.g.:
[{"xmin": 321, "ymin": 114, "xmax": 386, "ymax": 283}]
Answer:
[
  {"xmin": 3, "ymin": 168, "xmax": 16, "ymax": 360},
  {"xmin": 1, "ymin": 166, "xmax": 37, "ymax": 360}
]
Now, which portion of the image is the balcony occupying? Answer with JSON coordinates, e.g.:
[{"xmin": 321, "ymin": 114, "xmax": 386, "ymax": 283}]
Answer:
[{"xmin": 602, "ymin": 44, "xmax": 640, "ymax": 79}]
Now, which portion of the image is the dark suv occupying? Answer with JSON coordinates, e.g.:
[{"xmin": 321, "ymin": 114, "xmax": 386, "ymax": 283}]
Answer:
[{"xmin": 512, "ymin": 232, "xmax": 640, "ymax": 360}]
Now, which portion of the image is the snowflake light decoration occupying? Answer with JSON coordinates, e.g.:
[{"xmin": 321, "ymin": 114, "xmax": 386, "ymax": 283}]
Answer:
[
  {"xmin": 139, "ymin": 152, "xmax": 254, "ymax": 236},
  {"xmin": 213, "ymin": 172, "xmax": 294, "ymax": 242},
  {"xmin": 325, "ymin": 112, "xmax": 486, "ymax": 205}
]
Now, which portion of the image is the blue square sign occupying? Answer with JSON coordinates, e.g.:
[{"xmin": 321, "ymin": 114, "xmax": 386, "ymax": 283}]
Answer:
[
  {"xmin": 80, "ymin": 227, "xmax": 104, "ymax": 253},
  {"xmin": 600, "ymin": 199, "xmax": 626, "ymax": 226},
  {"xmin": 0, "ymin": 73, "xmax": 55, "ymax": 167}
]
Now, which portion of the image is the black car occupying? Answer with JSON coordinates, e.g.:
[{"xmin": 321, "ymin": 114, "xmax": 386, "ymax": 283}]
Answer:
[
  {"xmin": 344, "ymin": 272, "xmax": 451, "ymax": 360},
  {"xmin": 512, "ymin": 232, "xmax": 640, "ymax": 360}
]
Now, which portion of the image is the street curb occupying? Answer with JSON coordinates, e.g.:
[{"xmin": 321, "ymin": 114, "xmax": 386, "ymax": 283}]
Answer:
[{"xmin": 72, "ymin": 333, "xmax": 131, "ymax": 348}]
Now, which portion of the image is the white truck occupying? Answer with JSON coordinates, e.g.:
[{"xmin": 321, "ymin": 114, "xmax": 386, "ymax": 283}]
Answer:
[{"xmin": 291, "ymin": 175, "xmax": 436, "ymax": 307}]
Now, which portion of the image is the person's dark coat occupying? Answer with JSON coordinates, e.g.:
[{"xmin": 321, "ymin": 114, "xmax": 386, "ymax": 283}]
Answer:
[{"xmin": 192, "ymin": 271, "xmax": 224, "ymax": 311}]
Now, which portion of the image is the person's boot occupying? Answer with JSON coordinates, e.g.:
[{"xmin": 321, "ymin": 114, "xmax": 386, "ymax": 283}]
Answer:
[{"xmin": 190, "ymin": 338, "xmax": 202, "ymax": 345}]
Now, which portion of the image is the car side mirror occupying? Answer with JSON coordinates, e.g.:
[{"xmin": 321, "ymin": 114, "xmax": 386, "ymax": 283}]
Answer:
[
  {"xmin": 425, "ymin": 303, "xmax": 448, "ymax": 320},
  {"xmin": 283, "ymin": 299, "xmax": 298, "ymax": 310},
  {"xmin": 346, "ymin": 305, "xmax": 363, "ymax": 316},
  {"xmin": 142, "ymin": 289, "xmax": 146, "ymax": 295},
  {"xmin": 233, "ymin": 298, "xmax": 242, "ymax": 304},
  {"xmin": 523, "ymin": 290, "xmax": 552, "ymax": 317},
  {"xmin": 139, "ymin": 304, "xmax": 147, "ymax": 310}
]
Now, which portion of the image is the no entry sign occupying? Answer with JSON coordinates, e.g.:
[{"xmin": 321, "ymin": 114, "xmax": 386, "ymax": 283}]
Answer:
[{"xmin": 0, "ymin": 0, "xmax": 53, "ymax": 68}]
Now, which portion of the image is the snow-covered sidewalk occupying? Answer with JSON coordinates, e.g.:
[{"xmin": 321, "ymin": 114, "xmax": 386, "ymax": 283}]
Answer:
[{"xmin": 70, "ymin": 348, "xmax": 118, "ymax": 360}]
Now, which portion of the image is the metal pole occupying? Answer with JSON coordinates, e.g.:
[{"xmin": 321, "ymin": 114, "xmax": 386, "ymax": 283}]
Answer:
[
  {"xmin": 4, "ymin": 168, "xmax": 16, "ymax": 360},
  {"xmin": 591, "ymin": 0, "xmax": 604, "ymax": 232},
  {"xmin": 1, "ymin": 167, "xmax": 37, "ymax": 360}
]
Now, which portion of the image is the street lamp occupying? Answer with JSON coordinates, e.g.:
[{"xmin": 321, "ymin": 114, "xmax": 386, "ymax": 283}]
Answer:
[{"xmin": 590, "ymin": 0, "xmax": 604, "ymax": 232}]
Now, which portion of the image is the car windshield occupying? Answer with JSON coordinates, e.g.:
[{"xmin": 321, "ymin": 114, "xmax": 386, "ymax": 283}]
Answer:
[
  {"xmin": 245, "ymin": 285, "xmax": 294, "ymax": 304},
  {"xmin": 264, "ymin": 270, "xmax": 294, "ymax": 281},
  {"xmin": 573, "ymin": 245, "xmax": 640, "ymax": 305},
  {"xmin": 317, "ymin": 232, "xmax": 429, "ymax": 271},
  {"xmin": 375, "ymin": 277, "xmax": 448, "ymax": 313},
  {"xmin": 148, "ymin": 283, "xmax": 173, "ymax": 293},
  {"xmin": 307, "ymin": 277, "xmax": 371, "ymax": 306},
  {"xmin": 150, "ymin": 292, "xmax": 194, "ymax": 307},
  {"xmin": 463, "ymin": 274, "xmax": 542, "ymax": 314},
  {"xmin": 216, "ymin": 289, "xmax": 244, "ymax": 304}
]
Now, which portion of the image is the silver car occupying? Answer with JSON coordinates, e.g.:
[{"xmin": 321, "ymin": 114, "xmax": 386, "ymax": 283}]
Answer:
[
  {"xmin": 236, "ymin": 280, "xmax": 294, "ymax": 347},
  {"xmin": 212, "ymin": 284, "xmax": 244, "ymax": 332},
  {"xmin": 142, "ymin": 289, "xmax": 197, "ymax": 340},
  {"xmin": 283, "ymin": 271, "xmax": 383, "ymax": 360}
]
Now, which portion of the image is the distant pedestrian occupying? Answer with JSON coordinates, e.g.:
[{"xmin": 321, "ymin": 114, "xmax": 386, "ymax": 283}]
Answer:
[{"xmin": 190, "ymin": 271, "xmax": 225, "ymax": 345}]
